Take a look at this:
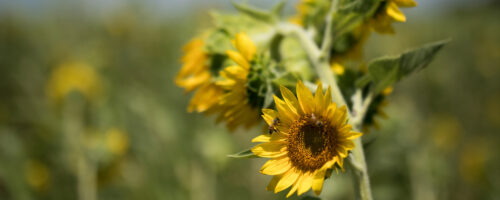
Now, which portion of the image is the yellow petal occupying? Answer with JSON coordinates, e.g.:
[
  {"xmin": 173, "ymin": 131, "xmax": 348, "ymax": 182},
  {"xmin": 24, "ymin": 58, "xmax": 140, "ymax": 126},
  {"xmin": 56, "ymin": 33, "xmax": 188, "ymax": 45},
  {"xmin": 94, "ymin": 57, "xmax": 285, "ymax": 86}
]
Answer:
[
  {"xmin": 252, "ymin": 142, "xmax": 287, "ymax": 158},
  {"xmin": 386, "ymin": 2, "xmax": 406, "ymax": 22},
  {"xmin": 234, "ymin": 32, "xmax": 257, "ymax": 61},
  {"xmin": 297, "ymin": 172, "xmax": 314, "ymax": 196},
  {"xmin": 261, "ymin": 157, "xmax": 291, "ymax": 175},
  {"xmin": 314, "ymin": 83, "xmax": 324, "ymax": 113},
  {"xmin": 266, "ymin": 175, "xmax": 281, "ymax": 191},
  {"xmin": 346, "ymin": 131, "xmax": 363, "ymax": 140},
  {"xmin": 323, "ymin": 86, "xmax": 332, "ymax": 112},
  {"xmin": 182, "ymin": 38, "xmax": 204, "ymax": 52},
  {"xmin": 296, "ymin": 81, "xmax": 314, "ymax": 113},
  {"xmin": 176, "ymin": 71, "xmax": 211, "ymax": 92},
  {"xmin": 325, "ymin": 103, "xmax": 337, "ymax": 121},
  {"xmin": 275, "ymin": 169, "xmax": 300, "ymax": 193},
  {"xmin": 274, "ymin": 95, "xmax": 298, "ymax": 125},
  {"xmin": 262, "ymin": 109, "xmax": 278, "ymax": 126},
  {"xmin": 252, "ymin": 134, "xmax": 271, "ymax": 143},
  {"xmin": 338, "ymin": 140, "xmax": 355, "ymax": 151},
  {"xmin": 226, "ymin": 50, "xmax": 250, "ymax": 70},
  {"xmin": 311, "ymin": 160, "xmax": 336, "ymax": 195},
  {"xmin": 280, "ymin": 85, "xmax": 301, "ymax": 115},
  {"xmin": 311, "ymin": 170, "xmax": 326, "ymax": 195},
  {"xmin": 286, "ymin": 174, "xmax": 303, "ymax": 198},
  {"xmin": 187, "ymin": 83, "xmax": 222, "ymax": 112},
  {"xmin": 332, "ymin": 105, "xmax": 347, "ymax": 127}
]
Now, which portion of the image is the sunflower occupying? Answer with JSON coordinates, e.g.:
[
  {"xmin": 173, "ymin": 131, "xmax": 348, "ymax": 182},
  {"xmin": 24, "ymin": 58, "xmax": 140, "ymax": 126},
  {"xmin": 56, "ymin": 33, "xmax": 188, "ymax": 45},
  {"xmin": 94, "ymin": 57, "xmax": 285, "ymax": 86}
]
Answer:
[
  {"xmin": 175, "ymin": 38, "xmax": 223, "ymax": 112},
  {"xmin": 251, "ymin": 81, "xmax": 362, "ymax": 197},
  {"xmin": 46, "ymin": 61, "xmax": 101, "ymax": 103},
  {"xmin": 370, "ymin": 0, "xmax": 417, "ymax": 34},
  {"xmin": 214, "ymin": 33, "xmax": 260, "ymax": 131}
]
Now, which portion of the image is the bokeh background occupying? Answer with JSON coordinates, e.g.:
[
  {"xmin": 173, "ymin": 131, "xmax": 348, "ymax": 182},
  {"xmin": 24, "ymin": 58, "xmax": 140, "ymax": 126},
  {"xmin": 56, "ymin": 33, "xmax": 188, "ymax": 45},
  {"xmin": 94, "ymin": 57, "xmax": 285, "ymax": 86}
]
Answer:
[{"xmin": 1, "ymin": 0, "xmax": 499, "ymax": 199}]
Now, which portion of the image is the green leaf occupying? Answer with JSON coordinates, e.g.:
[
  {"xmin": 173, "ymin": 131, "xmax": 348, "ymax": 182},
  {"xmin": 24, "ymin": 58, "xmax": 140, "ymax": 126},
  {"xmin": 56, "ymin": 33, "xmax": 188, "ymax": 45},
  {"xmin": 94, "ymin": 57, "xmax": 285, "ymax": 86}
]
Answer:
[
  {"xmin": 399, "ymin": 39, "xmax": 450, "ymax": 76},
  {"xmin": 227, "ymin": 149, "xmax": 258, "ymax": 159},
  {"xmin": 271, "ymin": 0, "xmax": 286, "ymax": 17},
  {"xmin": 231, "ymin": 1, "xmax": 273, "ymax": 22},
  {"xmin": 231, "ymin": 0, "xmax": 285, "ymax": 23},
  {"xmin": 367, "ymin": 56, "xmax": 400, "ymax": 94},
  {"xmin": 357, "ymin": 39, "xmax": 450, "ymax": 94}
]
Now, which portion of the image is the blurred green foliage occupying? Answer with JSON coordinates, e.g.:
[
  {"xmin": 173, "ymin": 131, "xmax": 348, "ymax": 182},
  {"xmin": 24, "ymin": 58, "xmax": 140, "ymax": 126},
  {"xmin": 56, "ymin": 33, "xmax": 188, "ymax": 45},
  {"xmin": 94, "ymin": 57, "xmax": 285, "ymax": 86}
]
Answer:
[{"xmin": 0, "ymin": 1, "xmax": 499, "ymax": 200}]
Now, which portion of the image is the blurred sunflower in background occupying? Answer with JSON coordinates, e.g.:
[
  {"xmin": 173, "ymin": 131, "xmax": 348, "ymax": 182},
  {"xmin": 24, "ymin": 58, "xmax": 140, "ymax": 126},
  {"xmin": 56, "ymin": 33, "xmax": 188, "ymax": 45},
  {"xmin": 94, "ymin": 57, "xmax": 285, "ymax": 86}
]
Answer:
[
  {"xmin": 213, "ymin": 33, "xmax": 261, "ymax": 131},
  {"xmin": 46, "ymin": 61, "xmax": 102, "ymax": 103},
  {"xmin": 252, "ymin": 81, "xmax": 362, "ymax": 197},
  {"xmin": 175, "ymin": 38, "xmax": 223, "ymax": 113}
]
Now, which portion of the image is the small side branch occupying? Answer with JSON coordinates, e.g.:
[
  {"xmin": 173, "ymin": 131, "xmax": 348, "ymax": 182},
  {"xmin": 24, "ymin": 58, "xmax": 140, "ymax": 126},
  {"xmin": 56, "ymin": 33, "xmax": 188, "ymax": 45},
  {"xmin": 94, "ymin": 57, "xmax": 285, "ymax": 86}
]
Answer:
[{"xmin": 320, "ymin": 0, "xmax": 339, "ymax": 61}]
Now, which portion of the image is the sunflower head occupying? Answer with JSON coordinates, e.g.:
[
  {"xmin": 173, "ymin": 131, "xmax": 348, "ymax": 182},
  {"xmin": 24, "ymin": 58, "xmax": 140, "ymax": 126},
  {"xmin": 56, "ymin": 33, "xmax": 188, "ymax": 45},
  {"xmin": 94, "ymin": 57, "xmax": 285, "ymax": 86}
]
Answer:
[
  {"xmin": 213, "ymin": 32, "xmax": 261, "ymax": 131},
  {"xmin": 252, "ymin": 81, "xmax": 362, "ymax": 197},
  {"xmin": 175, "ymin": 37, "xmax": 224, "ymax": 113}
]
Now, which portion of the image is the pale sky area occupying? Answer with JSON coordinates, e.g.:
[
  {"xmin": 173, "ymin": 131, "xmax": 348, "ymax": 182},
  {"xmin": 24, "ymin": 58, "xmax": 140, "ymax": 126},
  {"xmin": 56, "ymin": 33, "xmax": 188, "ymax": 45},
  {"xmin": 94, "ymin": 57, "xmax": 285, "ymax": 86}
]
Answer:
[{"xmin": 0, "ymin": 0, "xmax": 491, "ymax": 20}]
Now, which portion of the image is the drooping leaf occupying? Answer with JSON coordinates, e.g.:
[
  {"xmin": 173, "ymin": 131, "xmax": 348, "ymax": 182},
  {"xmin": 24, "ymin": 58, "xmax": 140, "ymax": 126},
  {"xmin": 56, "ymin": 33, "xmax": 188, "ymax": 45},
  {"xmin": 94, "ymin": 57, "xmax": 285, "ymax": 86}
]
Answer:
[
  {"xmin": 399, "ymin": 39, "xmax": 450, "ymax": 75},
  {"xmin": 366, "ymin": 56, "xmax": 400, "ymax": 94},
  {"xmin": 356, "ymin": 39, "xmax": 450, "ymax": 94},
  {"xmin": 227, "ymin": 148, "xmax": 258, "ymax": 159}
]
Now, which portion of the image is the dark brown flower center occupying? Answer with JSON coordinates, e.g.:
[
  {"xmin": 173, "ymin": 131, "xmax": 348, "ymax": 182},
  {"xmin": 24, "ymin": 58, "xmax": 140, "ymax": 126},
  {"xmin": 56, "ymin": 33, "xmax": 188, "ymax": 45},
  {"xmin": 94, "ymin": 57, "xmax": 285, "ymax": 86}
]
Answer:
[{"xmin": 287, "ymin": 114, "xmax": 337, "ymax": 172}]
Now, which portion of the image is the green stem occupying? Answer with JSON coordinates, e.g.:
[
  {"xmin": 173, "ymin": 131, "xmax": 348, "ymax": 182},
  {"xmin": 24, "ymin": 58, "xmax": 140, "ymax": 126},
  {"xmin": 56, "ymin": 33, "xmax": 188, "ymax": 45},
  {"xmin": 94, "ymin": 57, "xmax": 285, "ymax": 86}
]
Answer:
[
  {"xmin": 320, "ymin": 0, "xmax": 339, "ymax": 61},
  {"xmin": 63, "ymin": 97, "xmax": 96, "ymax": 200},
  {"xmin": 276, "ymin": 23, "xmax": 347, "ymax": 108},
  {"xmin": 350, "ymin": 90, "xmax": 374, "ymax": 200}
]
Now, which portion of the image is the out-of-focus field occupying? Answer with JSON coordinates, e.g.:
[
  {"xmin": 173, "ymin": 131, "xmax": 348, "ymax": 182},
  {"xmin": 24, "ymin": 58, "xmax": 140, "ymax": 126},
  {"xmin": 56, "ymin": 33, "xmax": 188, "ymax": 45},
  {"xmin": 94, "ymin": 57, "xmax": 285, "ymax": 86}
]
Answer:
[{"xmin": 0, "ymin": 1, "xmax": 499, "ymax": 200}]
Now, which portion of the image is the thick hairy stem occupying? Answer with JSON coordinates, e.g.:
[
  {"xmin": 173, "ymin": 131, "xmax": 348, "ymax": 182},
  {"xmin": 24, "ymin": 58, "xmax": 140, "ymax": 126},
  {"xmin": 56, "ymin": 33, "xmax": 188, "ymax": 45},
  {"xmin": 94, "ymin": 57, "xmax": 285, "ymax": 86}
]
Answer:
[
  {"xmin": 276, "ymin": 23, "xmax": 347, "ymax": 109},
  {"xmin": 350, "ymin": 139, "xmax": 373, "ymax": 200},
  {"xmin": 350, "ymin": 90, "xmax": 374, "ymax": 200}
]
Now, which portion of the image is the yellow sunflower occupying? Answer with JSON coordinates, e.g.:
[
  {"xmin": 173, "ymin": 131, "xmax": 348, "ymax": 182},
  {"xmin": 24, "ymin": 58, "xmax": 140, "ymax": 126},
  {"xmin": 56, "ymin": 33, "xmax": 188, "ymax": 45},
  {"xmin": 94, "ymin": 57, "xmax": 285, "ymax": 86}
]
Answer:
[
  {"xmin": 214, "ymin": 33, "xmax": 260, "ymax": 131},
  {"xmin": 370, "ymin": 0, "xmax": 417, "ymax": 34},
  {"xmin": 251, "ymin": 81, "xmax": 362, "ymax": 197},
  {"xmin": 46, "ymin": 61, "xmax": 101, "ymax": 103},
  {"xmin": 175, "ymin": 38, "xmax": 223, "ymax": 112}
]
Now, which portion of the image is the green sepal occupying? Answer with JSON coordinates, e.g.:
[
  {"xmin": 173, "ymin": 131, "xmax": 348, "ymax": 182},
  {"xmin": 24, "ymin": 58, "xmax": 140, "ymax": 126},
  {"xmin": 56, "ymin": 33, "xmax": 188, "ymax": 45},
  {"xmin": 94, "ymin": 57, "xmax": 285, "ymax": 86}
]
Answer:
[
  {"xmin": 356, "ymin": 39, "xmax": 450, "ymax": 94},
  {"xmin": 227, "ymin": 148, "xmax": 258, "ymax": 159},
  {"xmin": 204, "ymin": 29, "xmax": 232, "ymax": 55}
]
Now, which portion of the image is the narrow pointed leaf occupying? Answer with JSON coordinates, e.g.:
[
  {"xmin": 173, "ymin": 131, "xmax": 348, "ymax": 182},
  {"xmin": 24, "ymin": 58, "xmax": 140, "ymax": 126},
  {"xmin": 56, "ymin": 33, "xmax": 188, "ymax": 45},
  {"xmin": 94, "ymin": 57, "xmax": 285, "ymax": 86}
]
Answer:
[{"xmin": 227, "ymin": 148, "xmax": 258, "ymax": 159}]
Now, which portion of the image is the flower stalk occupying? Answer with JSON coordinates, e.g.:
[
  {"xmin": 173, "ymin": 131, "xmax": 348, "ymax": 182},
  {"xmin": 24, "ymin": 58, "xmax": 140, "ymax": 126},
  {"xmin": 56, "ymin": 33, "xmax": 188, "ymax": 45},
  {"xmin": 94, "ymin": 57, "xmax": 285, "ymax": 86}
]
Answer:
[{"xmin": 63, "ymin": 97, "xmax": 96, "ymax": 200}]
